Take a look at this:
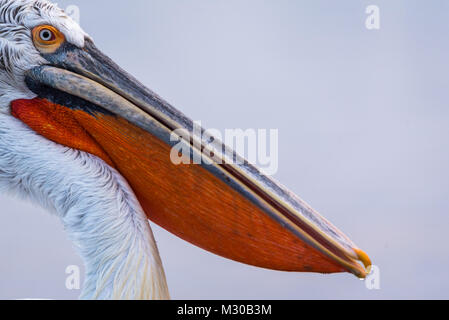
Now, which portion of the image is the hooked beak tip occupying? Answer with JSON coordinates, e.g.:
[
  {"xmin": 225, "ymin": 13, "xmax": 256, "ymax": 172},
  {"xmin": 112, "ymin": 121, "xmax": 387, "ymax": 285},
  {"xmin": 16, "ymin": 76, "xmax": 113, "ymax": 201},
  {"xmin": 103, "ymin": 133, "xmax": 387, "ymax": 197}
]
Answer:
[{"xmin": 354, "ymin": 248, "xmax": 372, "ymax": 277}]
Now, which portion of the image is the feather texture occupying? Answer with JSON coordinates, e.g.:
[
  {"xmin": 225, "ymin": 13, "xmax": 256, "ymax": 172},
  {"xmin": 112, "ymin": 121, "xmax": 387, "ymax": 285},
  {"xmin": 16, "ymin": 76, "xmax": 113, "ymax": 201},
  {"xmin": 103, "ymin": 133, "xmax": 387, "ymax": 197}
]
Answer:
[
  {"xmin": 0, "ymin": 110, "xmax": 170, "ymax": 299},
  {"xmin": 0, "ymin": 0, "xmax": 87, "ymax": 113},
  {"xmin": 0, "ymin": 0, "xmax": 172, "ymax": 299}
]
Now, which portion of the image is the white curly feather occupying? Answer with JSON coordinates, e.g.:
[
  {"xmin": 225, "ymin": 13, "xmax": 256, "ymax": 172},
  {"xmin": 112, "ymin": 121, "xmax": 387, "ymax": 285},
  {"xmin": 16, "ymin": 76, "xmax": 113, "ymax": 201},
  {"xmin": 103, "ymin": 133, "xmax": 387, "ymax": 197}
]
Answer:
[{"xmin": 0, "ymin": 114, "xmax": 170, "ymax": 299}]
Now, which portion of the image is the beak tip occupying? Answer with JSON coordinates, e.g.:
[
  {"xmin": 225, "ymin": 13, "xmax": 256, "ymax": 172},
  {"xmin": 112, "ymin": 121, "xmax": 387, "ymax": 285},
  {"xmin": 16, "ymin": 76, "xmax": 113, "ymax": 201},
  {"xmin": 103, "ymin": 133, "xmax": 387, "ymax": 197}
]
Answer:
[{"xmin": 354, "ymin": 248, "xmax": 372, "ymax": 278}]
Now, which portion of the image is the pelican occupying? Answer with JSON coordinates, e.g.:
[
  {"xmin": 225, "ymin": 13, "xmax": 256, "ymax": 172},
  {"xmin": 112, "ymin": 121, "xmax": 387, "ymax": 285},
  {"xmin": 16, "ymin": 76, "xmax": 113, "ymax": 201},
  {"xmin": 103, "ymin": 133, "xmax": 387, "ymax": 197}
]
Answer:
[{"xmin": 0, "ymin": 0, "xmax": 371, "ymax": 300}]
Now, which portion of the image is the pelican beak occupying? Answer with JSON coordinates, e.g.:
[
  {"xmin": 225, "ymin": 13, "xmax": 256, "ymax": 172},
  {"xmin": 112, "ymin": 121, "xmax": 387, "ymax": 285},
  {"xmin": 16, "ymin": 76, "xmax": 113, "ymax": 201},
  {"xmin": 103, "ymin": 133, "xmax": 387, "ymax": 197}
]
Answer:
[{"xmin": 13, "ymin": 39, "xmax": 372, "ymax": 278}]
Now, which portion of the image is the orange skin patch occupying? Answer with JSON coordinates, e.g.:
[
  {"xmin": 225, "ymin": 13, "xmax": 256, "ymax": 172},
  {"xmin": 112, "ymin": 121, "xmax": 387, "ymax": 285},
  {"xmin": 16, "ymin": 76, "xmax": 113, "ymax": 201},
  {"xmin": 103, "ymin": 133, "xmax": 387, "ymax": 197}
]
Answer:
[
  {"xmin": 11, "ymin": 98, "xmax": 344, "ymax": 274},
  {"xmin": 11, "ymin": 99, "xmax": 113, "ymax": 167}
]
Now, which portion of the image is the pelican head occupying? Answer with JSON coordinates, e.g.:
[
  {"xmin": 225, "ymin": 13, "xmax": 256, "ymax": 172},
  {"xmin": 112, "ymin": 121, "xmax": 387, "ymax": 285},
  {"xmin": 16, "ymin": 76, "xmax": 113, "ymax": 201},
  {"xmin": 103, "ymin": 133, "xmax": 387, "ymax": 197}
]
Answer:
[{"xmin": 0, "ymin": 0, "xmax": 371, "ymax": 299}]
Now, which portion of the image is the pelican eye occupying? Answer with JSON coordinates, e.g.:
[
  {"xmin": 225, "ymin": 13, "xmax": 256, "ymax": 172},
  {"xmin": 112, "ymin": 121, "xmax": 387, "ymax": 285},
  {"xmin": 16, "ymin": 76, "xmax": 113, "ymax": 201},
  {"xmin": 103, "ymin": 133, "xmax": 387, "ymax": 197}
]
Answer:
[
  {"xmin": 32, "ymin": 25, "xmax": 65, "ymax": 54},
  {"xmin": 39, "ymin": 28, "xmax": 55, "ymax": 42}
]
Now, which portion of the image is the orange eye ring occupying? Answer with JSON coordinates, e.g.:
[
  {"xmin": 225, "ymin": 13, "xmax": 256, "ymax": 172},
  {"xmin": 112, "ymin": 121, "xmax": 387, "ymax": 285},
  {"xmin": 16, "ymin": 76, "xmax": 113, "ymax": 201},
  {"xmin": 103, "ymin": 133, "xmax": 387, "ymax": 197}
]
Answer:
[{"xmin": 32, "ymin": 25, "xmax": 65, "ymax": 54}]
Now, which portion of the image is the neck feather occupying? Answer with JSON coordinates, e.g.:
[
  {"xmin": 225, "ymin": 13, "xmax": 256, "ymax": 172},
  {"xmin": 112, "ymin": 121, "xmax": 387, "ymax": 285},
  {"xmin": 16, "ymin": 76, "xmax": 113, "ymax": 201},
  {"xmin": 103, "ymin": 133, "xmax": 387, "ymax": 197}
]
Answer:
[
  {"xmin": 63, "ymin": 171, "xmax": 170, "ymax": 300},
  {"xmin": 0, "ymin": 115, "xmax": 170, "ymax": 300}
]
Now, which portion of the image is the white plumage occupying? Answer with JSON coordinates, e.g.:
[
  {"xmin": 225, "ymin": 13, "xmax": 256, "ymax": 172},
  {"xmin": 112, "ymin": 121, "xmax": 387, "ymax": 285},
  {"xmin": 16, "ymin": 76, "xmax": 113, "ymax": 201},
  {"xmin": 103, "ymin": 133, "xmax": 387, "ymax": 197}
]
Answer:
[
  {"xmin": 0, "ymin": 0, "xmax": 86, "ymax": 112},
  {"xmin": 0, "ymin": 0, "xmax": 169, "ymax": 299},
  {"xmin": 0, "ymin": 113, "xmax": 169, "ymax": 299}
]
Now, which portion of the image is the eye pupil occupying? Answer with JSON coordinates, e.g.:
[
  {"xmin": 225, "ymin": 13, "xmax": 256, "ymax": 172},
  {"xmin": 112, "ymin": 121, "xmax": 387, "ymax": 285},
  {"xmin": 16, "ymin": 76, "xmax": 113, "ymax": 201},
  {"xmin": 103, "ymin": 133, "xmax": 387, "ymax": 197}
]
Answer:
[{"xmin": 40, "ymin": 29, "xmax": 53, "ymax": 41}]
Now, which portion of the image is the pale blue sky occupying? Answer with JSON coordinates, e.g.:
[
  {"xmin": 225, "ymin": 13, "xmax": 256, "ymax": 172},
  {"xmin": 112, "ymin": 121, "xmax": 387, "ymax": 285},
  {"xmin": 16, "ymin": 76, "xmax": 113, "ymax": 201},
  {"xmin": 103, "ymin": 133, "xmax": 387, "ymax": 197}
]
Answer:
[{"xmin": 0, "ymin": 0, "xmax": 448, "ymax": 299}]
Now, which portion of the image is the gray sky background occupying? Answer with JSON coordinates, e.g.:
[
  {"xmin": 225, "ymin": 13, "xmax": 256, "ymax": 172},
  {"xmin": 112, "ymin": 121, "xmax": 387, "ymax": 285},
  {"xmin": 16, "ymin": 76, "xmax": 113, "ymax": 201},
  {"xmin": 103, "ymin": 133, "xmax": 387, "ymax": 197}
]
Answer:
[{"xmin": 0, "ymin": 0, "xmax": 448, "ymax": 299}]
